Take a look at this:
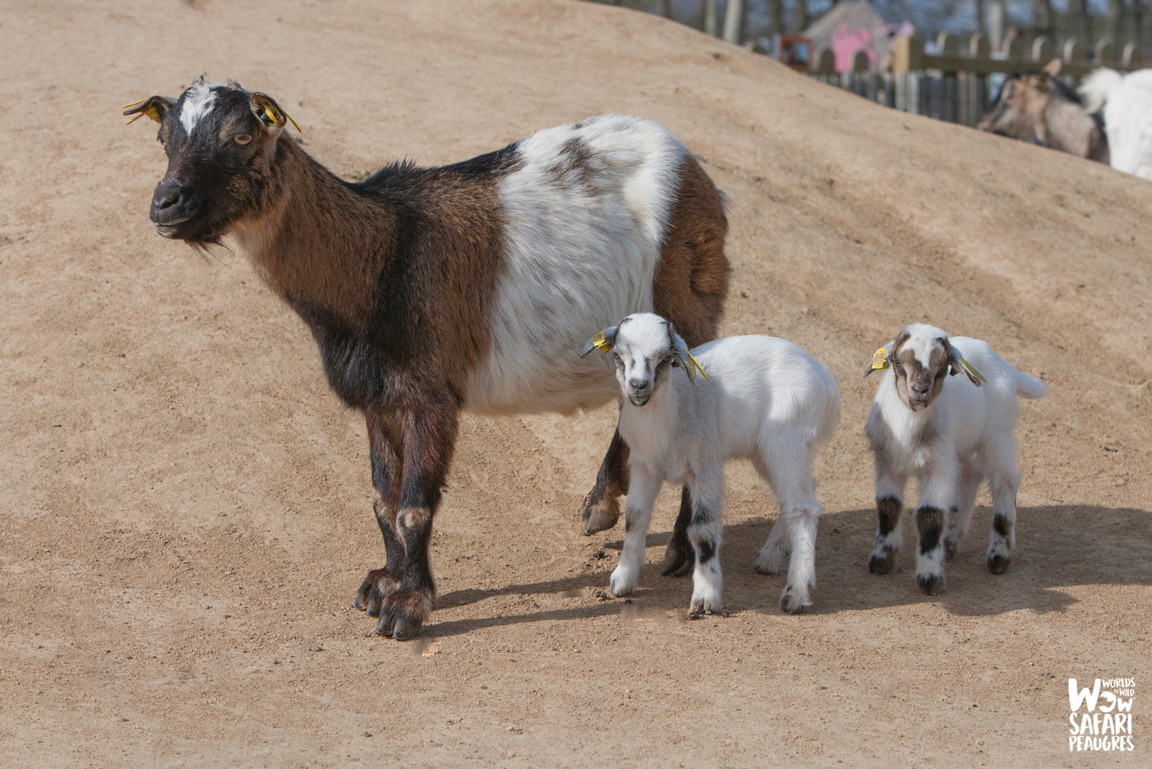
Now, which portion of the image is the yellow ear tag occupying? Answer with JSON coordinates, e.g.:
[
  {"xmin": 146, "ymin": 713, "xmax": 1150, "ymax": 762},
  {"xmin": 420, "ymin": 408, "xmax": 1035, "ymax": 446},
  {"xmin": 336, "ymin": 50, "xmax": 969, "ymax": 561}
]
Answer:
[
  {"xmin": 687, "ymin": 352, "xmax": 709, "ymax": 382},
  {"xmin": 122, "ymin": 99, "xmax": 162, "ymax": 125},
  {"xmin": 957, "ymin": 357, "xmax": 988, "ymax": 384},
  {"xmin": 871, "ymin": 348, "xmax": 890, "ymax": 370},
  {"xmin": 262, "ymin": 105, "xmax": 303, "ymax": 134},
  {"xmin": 592, "ymin": 331, "xmax": 612, "ymax": 353}
]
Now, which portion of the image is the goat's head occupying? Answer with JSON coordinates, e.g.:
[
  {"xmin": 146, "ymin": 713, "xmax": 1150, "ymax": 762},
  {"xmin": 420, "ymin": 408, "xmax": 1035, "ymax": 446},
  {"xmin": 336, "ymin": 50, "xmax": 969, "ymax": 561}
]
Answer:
[
  {"xmin": 124, "ymin": 77, "xmax": 299, "ymax": 246},
  {"xmin": 863, "ymin": 324, "xmax": 982, "ymax": 412},
  {"xmin": 977, "ymin": 59, "xmax": 1072, "ymax": 143},
  {"xmin": 580, "ymin": 313, "xmax": 702, "ymax": 407}
]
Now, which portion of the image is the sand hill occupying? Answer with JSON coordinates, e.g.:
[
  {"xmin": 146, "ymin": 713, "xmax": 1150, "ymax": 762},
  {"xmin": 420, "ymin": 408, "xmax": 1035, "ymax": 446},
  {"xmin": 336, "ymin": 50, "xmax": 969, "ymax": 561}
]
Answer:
[{"xmin": 1, "ymin": 0, "xmax": 1149, "ymax": 766}]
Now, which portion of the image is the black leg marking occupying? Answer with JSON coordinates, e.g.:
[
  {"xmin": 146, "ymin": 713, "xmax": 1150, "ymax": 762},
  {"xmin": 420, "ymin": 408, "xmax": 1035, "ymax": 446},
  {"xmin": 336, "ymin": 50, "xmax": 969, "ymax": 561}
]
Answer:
[
  {"xmin": 917, "ymin": 506, "xmax": 944, "ymax": 555},
  {"xmin": 916, "ymin": 505, "xmax": 945, "ymax": 595},
  {"xmin": 944, "ymin": 506, "xmax": 959, "ymax": 560},
  {"xmin": 661, "ymin": 486, "xmax": 693, "ymax": 577},
  {"xmin": 869, "ymin": 496, "xmax": 902, "ymax": 575}
]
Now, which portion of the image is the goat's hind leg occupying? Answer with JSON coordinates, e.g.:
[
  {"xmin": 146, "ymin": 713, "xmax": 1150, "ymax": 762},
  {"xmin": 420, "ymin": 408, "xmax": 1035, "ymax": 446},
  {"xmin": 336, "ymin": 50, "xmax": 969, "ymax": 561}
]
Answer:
[
  {"xmin": 985, "ymin": 439, "xmax": 1021, "ymax": 574},
  {"xmin": 356, "ymin": 411, "xmax": 403, "ymax": 615},
  {"xmin": 660, "ymin": 487, "xmax": 694, "ymax": 577},
  {"xmin": 944, "ymin": 460, "xmax": 980, "ymax": 560},
  {"xmin": 687, "ymin": 470, "xmax": 724, "ymax": 617},
  {"xmin": 581, "ymin": 428, "xmax": 629, "ymax": 535}
]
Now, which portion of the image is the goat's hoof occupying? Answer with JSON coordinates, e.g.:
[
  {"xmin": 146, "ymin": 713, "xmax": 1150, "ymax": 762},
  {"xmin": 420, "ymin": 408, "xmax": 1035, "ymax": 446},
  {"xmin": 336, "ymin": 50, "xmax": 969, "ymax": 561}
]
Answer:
[
  {"xmin": 916, "ymin": 573, "xmax": 943, "ymax": 595},
  {"xmin": 988, "ymin": 554, "xmax": 1012, "ymax": 574},
  {"xmin": 375, "ymin": 588, "xmax": 434, "ymax": 640},
  {"xmin": 780, "ymin": 585, "xmax": 811, "ymax": 614},
  {"xmin": 660, "ymin": 542, "xmax": 691, "ymax": 577},
  {"xmin": 869, "ymin": 550, "xmax": 896, "ymax": 575},
  {"xmin": 943, "ymin": 539, "xmax": 959, "ymax": 560},
  {"xmin": 355, "ymin": 567, "xmax": 400, "ymax": 616},
  {"xmin": 581, "ymin": 495, "xmax": 620, "ymax": 535}
]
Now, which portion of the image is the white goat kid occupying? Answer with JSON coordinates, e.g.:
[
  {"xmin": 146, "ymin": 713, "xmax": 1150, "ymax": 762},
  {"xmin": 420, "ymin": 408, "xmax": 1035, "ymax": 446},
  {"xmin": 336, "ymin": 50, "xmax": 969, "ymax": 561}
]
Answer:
[
  {"xmin": 582, "ymin": 313, "xmax": 841, "ymax": 614},
  {"xmin": 863, "ymin": 324, "xmax": 1048, "ymax": 595}
]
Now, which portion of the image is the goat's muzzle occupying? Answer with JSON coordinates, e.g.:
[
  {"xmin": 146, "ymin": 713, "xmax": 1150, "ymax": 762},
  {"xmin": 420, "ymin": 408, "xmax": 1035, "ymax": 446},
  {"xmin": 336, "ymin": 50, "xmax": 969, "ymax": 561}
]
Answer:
[{"xmin": 150, "ymin": 180, "xmax": 199, "ymax": 237}]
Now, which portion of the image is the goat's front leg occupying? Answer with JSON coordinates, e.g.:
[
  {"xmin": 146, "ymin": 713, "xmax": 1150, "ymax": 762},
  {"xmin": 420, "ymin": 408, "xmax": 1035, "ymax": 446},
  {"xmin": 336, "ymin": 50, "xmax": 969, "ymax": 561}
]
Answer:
[
  {"xmin": 609, "ymin": 464, "xmax": 662, "ymax": 597},
  {"xmin": 582, "ymin": 428, "xmax": 630, "ymax": 535},
  {"xmin": 687, "ymin": 469, "xmax": 724, "ymax": 617},
  {"xmin": 356, "ymin": 411, "xmax": 404, "ymax": 615},
  {"xmin": 375, "ymin": 402, "xmax": 459, "ymax": 640},
  {"xmin": 914, "ymin": 451, "xmax": 958, "ymax": 595},
  {"xmin": 869, "ymin": 461, "xmax": 907, "ymax": 576}
]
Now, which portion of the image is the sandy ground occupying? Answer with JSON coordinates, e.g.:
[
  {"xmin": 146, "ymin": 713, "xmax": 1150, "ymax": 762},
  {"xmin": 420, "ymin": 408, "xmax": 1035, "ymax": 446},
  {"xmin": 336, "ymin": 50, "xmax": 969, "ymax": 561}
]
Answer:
[{"xmin": 1, "ymin": 0, "xmax": 1150, "ymax": 766}]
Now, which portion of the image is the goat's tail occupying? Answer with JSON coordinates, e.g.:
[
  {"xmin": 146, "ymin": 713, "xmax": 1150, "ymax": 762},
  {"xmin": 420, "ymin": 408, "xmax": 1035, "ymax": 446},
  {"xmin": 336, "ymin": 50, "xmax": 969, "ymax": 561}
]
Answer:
[
  {"xmin": 1015, "ymin": 371, "xmax": 1048, "ymax": 400},
  {"xmin": 1079, "ymin": 68, "xmax": 1124, "ymax": 114}
]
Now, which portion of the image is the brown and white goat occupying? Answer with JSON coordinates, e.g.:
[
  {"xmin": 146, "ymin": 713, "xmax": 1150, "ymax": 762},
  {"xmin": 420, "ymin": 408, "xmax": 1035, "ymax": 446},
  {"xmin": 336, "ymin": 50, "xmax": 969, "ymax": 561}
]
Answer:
[
  {"xmin": 124, "ymin": 78, "xmax": 729, "ymax": 638},
  {"xmin": 978, "ymin": 59, "xmax": 1109, "ymax": 164}
]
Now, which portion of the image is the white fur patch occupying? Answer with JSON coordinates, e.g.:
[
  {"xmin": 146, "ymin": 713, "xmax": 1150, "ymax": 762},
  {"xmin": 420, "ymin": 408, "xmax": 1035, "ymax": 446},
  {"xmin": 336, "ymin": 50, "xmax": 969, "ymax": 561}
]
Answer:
[
  {"xmin": 180, "ymin": 80, "xmax": 219, "ymax": 137},
  {"xmin": 465, "ymin": 115, "xmax": 687, "ymax": 415},
  {"xmin": 900, "ymin": 322, "xmax": 949, "ymax": 368}
]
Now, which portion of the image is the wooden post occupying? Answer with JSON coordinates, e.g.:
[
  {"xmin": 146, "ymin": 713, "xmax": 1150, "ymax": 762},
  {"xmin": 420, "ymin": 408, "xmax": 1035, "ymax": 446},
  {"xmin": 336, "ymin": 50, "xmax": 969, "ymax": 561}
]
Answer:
[
  {"xmin": 1095, "ymin": 39, "xmax": 1116, "ymax": 67},
  {"xmin": 1122, "ymin": 41, "xmax": 1141, "ymax": 69},
  {"xmin": 966, "ymin": 33, "xmax": 991, "ymax": 127},
  {"xmin": 1003, "ymin": 36, "xmax": 1024, "ymax": 62},
  {"xmin": 1033, "ymin": 35, "xmax": 1056, "ymax": 63},
  {"xmin": 1063, "ymin": 38, "xmax": 1083, "ymax": 65},
  {"xmin": 938, "ymin": 32, "xmax": 959, "ymax": 124}
]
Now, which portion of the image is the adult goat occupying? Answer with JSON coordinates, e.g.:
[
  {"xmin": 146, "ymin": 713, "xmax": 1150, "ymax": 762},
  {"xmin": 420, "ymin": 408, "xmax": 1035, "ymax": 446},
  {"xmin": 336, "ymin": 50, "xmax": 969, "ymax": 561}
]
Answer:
[{"xmin": 124, "ymin": 77, "xmax": 729, "ymax": 638}]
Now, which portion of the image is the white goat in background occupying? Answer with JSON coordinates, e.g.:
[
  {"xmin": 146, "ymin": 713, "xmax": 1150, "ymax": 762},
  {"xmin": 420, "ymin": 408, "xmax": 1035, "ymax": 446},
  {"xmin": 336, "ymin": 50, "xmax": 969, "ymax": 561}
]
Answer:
[
  {"xmin": 1080, "ymin": 68, "xmax": 1152, "ymax": 179},
  {"xmin": 582, "ymin": 313, "xmax": 841, "ymax": 615},
  {"xmin": 863, "ymin": 324, "xmax": 1048, "ymax": 595}
]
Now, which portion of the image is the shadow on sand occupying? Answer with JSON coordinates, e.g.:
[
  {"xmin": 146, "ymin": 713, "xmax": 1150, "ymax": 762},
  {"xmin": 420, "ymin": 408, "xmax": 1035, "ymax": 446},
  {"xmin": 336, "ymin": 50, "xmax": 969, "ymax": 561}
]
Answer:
[{"xmin": 423, "ymin": 504, "xmax": 1151, "ymax": 639}]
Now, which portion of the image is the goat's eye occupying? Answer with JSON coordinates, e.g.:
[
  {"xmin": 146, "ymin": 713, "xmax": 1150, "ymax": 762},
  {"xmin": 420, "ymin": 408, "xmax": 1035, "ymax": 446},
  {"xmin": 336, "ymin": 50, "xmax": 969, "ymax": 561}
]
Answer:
[{"xmin": 234, "ymin": 133, "xmax": 253, "ymax": 145}]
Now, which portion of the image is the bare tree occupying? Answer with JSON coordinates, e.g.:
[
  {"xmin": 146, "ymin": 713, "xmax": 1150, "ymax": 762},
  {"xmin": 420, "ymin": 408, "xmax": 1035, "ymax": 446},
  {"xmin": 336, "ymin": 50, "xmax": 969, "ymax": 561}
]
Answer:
[
  {"xmin": 767, "ymin": 0, "xmax": 784, "ymax": 35},
  {"xmin": 1032, "ymin": 0, "xmax": 1052, "ymax": 38},
  {"xmin": 723, "ymin": 0, "xmax": 745, "ymax": 43},
  {"xmin": 793, "ymin": 0, "xmax": 808, "ymax": 32}
]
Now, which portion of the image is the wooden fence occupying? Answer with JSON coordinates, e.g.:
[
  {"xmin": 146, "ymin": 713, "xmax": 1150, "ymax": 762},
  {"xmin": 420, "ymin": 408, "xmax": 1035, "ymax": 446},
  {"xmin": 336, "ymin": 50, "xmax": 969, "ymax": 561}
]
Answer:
[{"xmin": 807, "ymin": 32, "xmax": 1148, "ymax": 127}]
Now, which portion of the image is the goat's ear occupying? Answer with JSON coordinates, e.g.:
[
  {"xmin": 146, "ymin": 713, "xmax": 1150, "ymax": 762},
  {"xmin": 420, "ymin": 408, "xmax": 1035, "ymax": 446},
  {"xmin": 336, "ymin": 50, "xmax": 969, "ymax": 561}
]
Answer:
[
  {"xmin": 863, "ymin": 342, "xmax": 894, "ymax": 379},
  {"xmin": 947, "ymin": 347, "xmax": 987, "ymax": 386},
  {"xmin": 580, "ymin": 326, "xmax": 618, "ymax": 357},
  {"xmin": 668, "ymin": 324, "xmax": 708, "ymax": 383},
  {"xmin": 1041, "ymin": 58, "xmax": 1062, "ymax": 77},
  {"xmin": 122, "ymin": 95, "xmax": 176, "ymax": 125},
  {"xmin": 250, "ymin": 92, "xmax": 302, "ymax": 136}
]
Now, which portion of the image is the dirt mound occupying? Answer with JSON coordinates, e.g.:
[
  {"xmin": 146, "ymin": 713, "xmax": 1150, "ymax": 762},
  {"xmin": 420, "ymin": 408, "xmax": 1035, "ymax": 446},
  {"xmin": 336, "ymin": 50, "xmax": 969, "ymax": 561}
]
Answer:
[{"xmin": 1, "ymin": 0, "xmax": 1148, "ymax": 766}]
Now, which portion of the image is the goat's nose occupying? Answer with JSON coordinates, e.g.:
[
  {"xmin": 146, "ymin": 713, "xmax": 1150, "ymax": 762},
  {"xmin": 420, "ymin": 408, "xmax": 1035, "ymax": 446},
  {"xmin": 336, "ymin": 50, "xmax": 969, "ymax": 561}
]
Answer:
[
  {"xmin": 150, "ymin": 180, "xmax": 193, "ymax": 225},
  {"xmin": 152, "ymin": 183, "xmax": 184, "ymax": 211},
  {"xmin": 911, "ymin": 381, "xmax": 930, "ymax": 394},
  {"xmin": 629, "ymin": 377, "xmax": 649, "ymax": 391}
]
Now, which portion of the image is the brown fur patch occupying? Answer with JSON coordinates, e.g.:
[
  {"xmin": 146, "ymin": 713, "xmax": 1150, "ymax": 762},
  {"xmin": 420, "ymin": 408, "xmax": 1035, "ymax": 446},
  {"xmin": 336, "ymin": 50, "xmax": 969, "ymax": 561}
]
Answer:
[{"xmin": 651, "ymin": 154, "xmax": 730, "ymax": 347}]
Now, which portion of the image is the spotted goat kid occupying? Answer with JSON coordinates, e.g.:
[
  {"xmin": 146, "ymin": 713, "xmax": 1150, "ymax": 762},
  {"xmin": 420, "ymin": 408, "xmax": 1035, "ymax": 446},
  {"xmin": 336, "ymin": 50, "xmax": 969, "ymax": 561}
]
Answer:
[
  {"xmin": 863, "ymin": 324, "xmax": 1048, "ymax": 595},
  {"xmin": 582, "ymin": 313, "xmax": 841, "ymax": 615}
]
